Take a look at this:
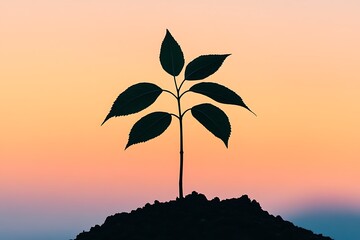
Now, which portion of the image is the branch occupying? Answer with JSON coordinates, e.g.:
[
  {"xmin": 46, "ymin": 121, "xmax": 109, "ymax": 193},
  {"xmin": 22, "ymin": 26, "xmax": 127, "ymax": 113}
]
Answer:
[
  {"xmin": 178, "ymin": 79, "xmax": 186, "ymax": 91},
  {"xmin": 179, "ymin": 89, "xmax": 190, "ymax": 99},
  {"xmin": 170, "ymin": 113, "xmax": 180, "ymax": 119},
  {"xmin": 181, "ymin": 108, "xmax": 192, "ymax": 118},
  {"xmin": 162, "ymin": 89, "xmax": 177, "ymax": 99}
]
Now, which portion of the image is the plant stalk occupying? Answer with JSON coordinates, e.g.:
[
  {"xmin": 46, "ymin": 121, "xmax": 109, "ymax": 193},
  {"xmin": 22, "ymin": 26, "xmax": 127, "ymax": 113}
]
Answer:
[
  {"xmin": 178, "ymin": 113, "xmax": 184, "ymax": 199},
  {"xmin": 174, "ymin": 76, "xmax": 184, "ymax": 199}
]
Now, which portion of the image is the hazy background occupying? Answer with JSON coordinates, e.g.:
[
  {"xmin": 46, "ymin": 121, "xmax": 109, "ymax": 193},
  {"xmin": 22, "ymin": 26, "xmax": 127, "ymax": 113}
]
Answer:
[{"xmin": 1, "ymin": 1, "xmax": 359, "ymax": 239}]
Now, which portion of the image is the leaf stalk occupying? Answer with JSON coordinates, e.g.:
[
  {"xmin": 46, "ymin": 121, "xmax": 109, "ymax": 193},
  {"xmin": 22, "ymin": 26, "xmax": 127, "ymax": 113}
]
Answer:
[{"xmin": 162, "ymin": 89, "xmax": 178, "ymax": 99}]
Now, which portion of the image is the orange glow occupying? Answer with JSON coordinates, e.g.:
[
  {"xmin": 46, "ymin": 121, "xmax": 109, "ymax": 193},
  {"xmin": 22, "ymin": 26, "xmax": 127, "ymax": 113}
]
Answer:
[{"xmin": 1, "ymin": 1, "xmax": 359, "ymax": 225}]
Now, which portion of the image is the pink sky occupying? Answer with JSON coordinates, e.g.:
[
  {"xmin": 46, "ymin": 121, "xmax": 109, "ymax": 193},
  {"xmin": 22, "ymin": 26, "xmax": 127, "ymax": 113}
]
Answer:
[{"xmin": 1, "ymin": 1, "xmax": 359, "ymax": 239}]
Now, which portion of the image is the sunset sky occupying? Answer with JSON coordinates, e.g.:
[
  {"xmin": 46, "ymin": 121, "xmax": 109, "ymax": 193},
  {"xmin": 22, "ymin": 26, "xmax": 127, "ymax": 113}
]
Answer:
[{"xmin": 1, "ymin": 1, "xmax": 359, "ymax": 239}]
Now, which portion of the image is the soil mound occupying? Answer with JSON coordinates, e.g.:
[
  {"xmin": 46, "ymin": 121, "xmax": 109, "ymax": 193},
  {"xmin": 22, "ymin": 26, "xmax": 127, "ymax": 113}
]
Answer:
[{"xmin": 75, "ymin": 191, "xmax": 332, "ymax": 240}]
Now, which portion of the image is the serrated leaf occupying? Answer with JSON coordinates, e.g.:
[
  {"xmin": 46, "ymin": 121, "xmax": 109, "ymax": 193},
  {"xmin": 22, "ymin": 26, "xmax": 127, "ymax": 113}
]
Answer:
[
  {"xmin": 126, "ymin": 112, "xmax": 172, "ymax": 149},
  {"xmin": 184, "ymin": 54, "xmax": 230, "ymax": 80},
  {"xmin": 102, "ymin": 83, "xmax": 162, "ymax": 125},
  {"xmin": 191, "ymin": 103, "xmax": 231, "ymax": 147},
  {"xmin": 160, "ymin": 29, "xmax": 184, "ymax": 77},
  {"xmin": 189, "ymin": 82, "xmax": 256, "ymax": 115}
]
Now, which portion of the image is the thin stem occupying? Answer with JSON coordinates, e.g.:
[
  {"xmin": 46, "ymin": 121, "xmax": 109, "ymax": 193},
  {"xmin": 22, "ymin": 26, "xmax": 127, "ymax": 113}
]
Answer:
[
  {"xmin": 170, "ymin": 113, "xmax": 180, "ymax": 119},
  {"xmin": 174, "ymin": 76, "xmax": 179, "ymax": 90},
  {"xmin": 178, "ymin": 79, "xmax": 186, "ymax": 91},
  {"xmin": 174, "ymin": 75, "xmax": 184, "ymax": 199},
  {"xmin": 162, "ymin": 89, "xmax": 177, "ymax": 99},
  {"xmin": 181, "ymin": 108, "xmax": 192, "ymax": 118},
  {"xmin": 179, "ymin": 89, "xmax": 190, "ymax": 99}
]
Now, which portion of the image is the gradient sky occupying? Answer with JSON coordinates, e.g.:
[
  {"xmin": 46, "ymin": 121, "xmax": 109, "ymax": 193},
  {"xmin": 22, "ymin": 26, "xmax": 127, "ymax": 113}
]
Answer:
[{"xmin": 1, "ymin": 1, "xmax": 359, "ymax": 239}]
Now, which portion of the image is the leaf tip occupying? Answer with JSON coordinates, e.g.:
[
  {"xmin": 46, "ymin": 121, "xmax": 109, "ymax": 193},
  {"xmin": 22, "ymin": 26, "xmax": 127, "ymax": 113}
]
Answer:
[
  {"xmin": 165, "ymin": 29, "xmax": 173, "ymax": 38},
  {"xmin": 246, "ymin": 107, "xmax": 257, "ymax": 116},
  {"xmin": 224, "ymin": 132, "xmax": 231, "ymax": 148},
  {"xmin": 224, "ymin": 141, "xmax": 229, "ymax": 148},
  {"xmin": 125, "ymin": 140, "xmax": 132, "ymax": 150},
  {"xmin": 101, "ymin": 116, "xmax": 110, "ymax": 126}
]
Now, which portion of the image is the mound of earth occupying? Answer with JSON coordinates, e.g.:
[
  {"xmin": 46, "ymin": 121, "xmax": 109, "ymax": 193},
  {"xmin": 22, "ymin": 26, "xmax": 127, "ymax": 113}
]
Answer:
[{"xmin": 75, "ymin": 191, "xmax": 332, "ymax": 240}]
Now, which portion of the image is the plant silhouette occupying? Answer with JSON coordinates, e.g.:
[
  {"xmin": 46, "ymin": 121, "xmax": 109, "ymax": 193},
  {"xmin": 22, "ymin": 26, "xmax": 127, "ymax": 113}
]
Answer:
[{"xmin": 102, "ymin": 30, "xmax": 255, "ymax": 199}]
